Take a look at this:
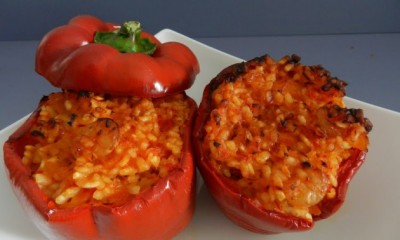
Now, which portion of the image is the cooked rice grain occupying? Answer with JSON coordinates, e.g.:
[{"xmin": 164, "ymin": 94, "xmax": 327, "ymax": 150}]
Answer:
[{"xmin": 22, "ymin": 91, "xmax": 190, "ymax": 208}]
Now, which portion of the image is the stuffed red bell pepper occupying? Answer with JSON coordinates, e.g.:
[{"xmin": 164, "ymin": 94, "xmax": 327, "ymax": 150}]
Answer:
[
  {"xmin": 4, "ymin": 15, "xmax": 199, "ymax": 240},
  {"xmin": 35, "ymin": 15, "xmax": 199, "ymax": 98},
  {"xmin": 193, "ymin": 54, "xmax": 372, "ymax": 233}
]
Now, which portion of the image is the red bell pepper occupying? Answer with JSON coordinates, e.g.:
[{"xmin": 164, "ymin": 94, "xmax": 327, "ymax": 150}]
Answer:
[
  {"xmin": 35, "ymin": 15, "xmax": 199, "ymax": 98},
  {"xmin": 3, "ymin": 93, "xmax": 197, "ymax": 240},
  {"xmin": 193, "ymin": 55, "xmax": 372, "ymax": 234}
]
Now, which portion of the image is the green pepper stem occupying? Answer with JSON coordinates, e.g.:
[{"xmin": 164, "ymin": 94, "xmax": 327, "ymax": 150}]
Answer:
[{"xmin": 94, "ymin": 21, "xmax": 157, "ymax": 54}]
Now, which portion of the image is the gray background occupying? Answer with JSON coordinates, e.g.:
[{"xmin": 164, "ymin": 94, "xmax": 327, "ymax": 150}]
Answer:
[
  {"xmin": 1, "ymin": 0, "xmax": 400, "ymax": 40},
  {"xmin": 0, "ymin": 0, "xmax": 399, "ymax": 130}
]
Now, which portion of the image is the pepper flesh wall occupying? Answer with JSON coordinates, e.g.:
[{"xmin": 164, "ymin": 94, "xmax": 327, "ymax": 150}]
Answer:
[{"xmin": 193, "ymin": 54, "xmax": 372, "ymax": 234}]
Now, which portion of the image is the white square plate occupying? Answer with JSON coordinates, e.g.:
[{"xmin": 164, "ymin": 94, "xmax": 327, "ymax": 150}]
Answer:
[{"xmin": 1, "ymin": 29, "xmax": 399, "ymax": 239}]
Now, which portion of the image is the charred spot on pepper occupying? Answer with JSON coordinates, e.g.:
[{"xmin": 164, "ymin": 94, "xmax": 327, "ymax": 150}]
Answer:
[
  {"xmin": 48, "ymin": 118, "xmax": 57, "ymax": 128},
  {"xmin": 227, "ymin": 75, "xmax": 237, "ymax": 83},
  {"xmin": 302, "ymin": 71, "xmax": 315, "ymax": 83},
  {"xmin": 39, "ymin": 95, "xmax": 49, "ymax": 104},
  {"xmin": 211, "ymin": 111, "xmax": 221, "ymax": 126},
  {"xmin": 331, "ymin": 77, "xmax": 348, "ymax": 91},
  {"xmin": 301, "ymin": 161, "xmax": 312, "ymax": 168},
  {"xmin": 251, "ymin": 103, "xmax": 261, "ymax": 109},
  {"xmin": 288, "ymin": 54, "xmax": 301, "ymax": 64},
  {"xmin": 231, "ymin": 124, "xmax": 240, "ymax": 139},
  {"xmin": 280, "ymin": 112, "xmax": 295, "ymax": 128},
  {"xmin": 31, "ymin": 130, "xmax": 45, "ymax": 138},
  {"xmin": 67, "ymin": 114, "xmax": 77, "ymax": 126},
  {"xmin": 260, "ymin": 130, "xmax": 265, "ymax": 137},
  {"xmin": 104, "ymin": 118, "xmax": 112, "ymax": 128},
  {"xmin": 209, "ymin": 77, "xmax": 223, "ymax": 92},
  {"xmin": 327, "ymin": 105, "xmax": 342, "ymax": 118},
  {"xmin": 252, "ymin": 55, "xmax": 267, "ymax": 64},
  {"xmin": 321, "ymin": 77, "xmax": 348, "ymax": 94},
  {"xmin": 363, "ymin": 118, "xmax": 373, "ymax": 132},
  {"xmin": 280, "ymin": 119, "xmax": 288, "ymax": 127},
  {"xmin": 235, "ymin": 62, "xmax": 246, "ymax": 75},
  {"xmin": 229, "ymin": 167, "xmax": 242, "ymax": 180},
  {"xmin": 345, "ymin": 113, "xmax": 356, "ymax": 123},
  {"xmin": 321, "ymin": 83, "xmax": 333, "ymax": 92},
  {"xmin": 311, "ymin": 65, "xmax": 330, "ymax": 77},
  {"xmin": 77, "ymin": 90, "xmax": 90, "ymax": 99},
  {"xmin": 219, "ymin": 63, "xmax": 246, "ymax": 85},
  {"xmin": 330, "ymin": 107, "xmax": 373, "ymax": 132},
  {"xmin": 344, "ymin": 108, "xmax": 366, "ymax": 123},
  {"xmin": 103, "ymin": 93, "xmax": 113, "ymax": 101},
  {"xmin": 213, "ymin": 141, "xmax": 221, "ymax": 148}
]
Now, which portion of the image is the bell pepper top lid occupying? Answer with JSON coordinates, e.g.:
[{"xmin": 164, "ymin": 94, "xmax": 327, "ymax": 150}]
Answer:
[{"xmin": 35, "ymin": 15, "xmax": 200, "ymax": 98}]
